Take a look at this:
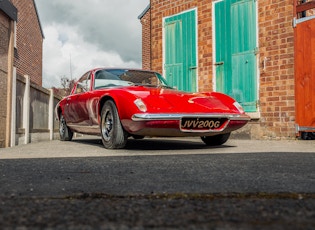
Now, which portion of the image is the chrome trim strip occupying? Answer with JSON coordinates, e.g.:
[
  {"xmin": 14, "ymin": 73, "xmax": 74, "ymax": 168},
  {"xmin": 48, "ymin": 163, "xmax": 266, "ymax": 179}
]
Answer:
[
  {"xmin": 68, "ymin": 124, "xmax": 99, "ymax": 129},
  {"xmin": 295, "ymin": 124, "xmax": 315, "ymax": 133},
  {"xmin": 132, "ymin": 113, "xmax": 251, "ymax": 121}
]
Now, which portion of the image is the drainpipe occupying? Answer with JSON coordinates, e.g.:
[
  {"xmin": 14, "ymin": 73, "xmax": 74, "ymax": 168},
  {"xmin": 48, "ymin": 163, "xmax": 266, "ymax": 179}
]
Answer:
[
  {"xmin": 302, "ymin": 0, "xmax": 306, "ymax": 18},
  {"xmin": 150, "ymin": 1, "xmax": 152, "ymax": 70}
]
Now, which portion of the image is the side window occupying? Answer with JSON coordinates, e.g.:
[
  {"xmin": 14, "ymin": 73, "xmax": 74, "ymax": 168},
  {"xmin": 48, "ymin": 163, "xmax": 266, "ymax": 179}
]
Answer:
[{"xmin": 74, "ymin": 72, "xmax": 91, "ymax": 94}]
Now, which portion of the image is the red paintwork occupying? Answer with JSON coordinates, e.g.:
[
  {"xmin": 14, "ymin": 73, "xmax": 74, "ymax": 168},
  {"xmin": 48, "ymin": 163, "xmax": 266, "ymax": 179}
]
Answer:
[{"xmin": 55, "ymin": 68, "xmax": 250, "ymax": 137}]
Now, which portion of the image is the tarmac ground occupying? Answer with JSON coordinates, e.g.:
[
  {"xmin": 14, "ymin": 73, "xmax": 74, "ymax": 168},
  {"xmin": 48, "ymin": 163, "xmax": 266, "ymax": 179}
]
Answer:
[{"xmin": 0, "ymin": 137, "xmax": 314, "ymax": 229}]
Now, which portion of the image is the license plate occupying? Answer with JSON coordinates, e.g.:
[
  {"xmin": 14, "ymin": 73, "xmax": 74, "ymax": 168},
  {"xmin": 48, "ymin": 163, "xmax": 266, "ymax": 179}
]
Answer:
[{"xmin": 180, "ymin": 117, "xmax": 227, "ymax": 131}]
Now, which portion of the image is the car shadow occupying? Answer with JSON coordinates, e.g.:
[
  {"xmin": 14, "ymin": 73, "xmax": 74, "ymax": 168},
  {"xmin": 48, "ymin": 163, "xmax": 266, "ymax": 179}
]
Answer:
[{"xmin": 71, "ymin": 136, "xmax": 236, "ymax": 151}]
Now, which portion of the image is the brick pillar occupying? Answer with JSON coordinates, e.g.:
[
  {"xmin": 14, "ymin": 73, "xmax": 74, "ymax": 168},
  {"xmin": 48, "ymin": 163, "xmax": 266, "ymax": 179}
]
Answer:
[
  {"xmin": 140, "ymin": 8, "xmax": 152, "ymax": 70},
  {"xmin": 0, "ymin": 12, "xmax": 15, "ymax": 148}
]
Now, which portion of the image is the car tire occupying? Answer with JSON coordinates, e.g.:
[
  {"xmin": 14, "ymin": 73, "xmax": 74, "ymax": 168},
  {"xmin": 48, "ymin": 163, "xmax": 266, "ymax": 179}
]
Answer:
[
  {"xmin": 132, "ymin": 135, "xmax": 145, "ymax": 140},
  {"xmin": 201, "ymin": 133, "xmax": 230, "ymax": 146},
  {"xmin": 59, "ymin": 114, "xmax": 73, "ymax": 141},
  {"xmin": 100, "ymin": 100, "xmax": 128, "ymax": 149},
  {"xmin": 301, "ymin": 132, "xmax": 315, "ymax": 140}
]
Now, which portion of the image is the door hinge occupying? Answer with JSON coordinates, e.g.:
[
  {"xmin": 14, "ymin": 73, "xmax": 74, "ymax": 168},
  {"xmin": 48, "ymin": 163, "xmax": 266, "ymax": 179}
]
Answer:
[
  {"xmin": 256, "ymin": 100, "xmax": 260, "ymax": 108},
  {"xmin": 214, "ymin": 61, "xmax": 224, "ymax": 66},
  {"xmin": 293, "ymin": 17, "xmax": 297, "ymax": 28},
  {"xmin": 254, "ymin": 47, "xmax": 259, "ymax": 55}
]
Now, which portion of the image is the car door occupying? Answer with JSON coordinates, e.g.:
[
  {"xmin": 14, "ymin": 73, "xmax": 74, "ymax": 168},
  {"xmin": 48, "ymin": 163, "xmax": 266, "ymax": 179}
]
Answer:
[{"xmin": 64, "ymin": 72, "xmax": 92, "ymax": 126}]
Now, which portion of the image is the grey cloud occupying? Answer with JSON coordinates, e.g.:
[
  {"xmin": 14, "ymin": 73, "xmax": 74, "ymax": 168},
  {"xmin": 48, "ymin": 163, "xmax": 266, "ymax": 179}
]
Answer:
[{"xmin": 35, "ymin": 0, "xmax": 148, "ymax": 64}]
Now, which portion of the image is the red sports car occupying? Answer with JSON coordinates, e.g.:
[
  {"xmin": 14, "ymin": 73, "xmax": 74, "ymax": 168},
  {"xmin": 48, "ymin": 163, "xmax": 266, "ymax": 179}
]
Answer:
[{"xmin": 55, "ymin": 68, "xmax": 250, "ymax": 149}]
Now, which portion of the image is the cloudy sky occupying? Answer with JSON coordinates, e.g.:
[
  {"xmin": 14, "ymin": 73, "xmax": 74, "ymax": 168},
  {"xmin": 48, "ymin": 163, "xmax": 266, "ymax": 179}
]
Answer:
[{"xmin": 34, "ymin": 0, "xmax": 149, "ymax": 88}]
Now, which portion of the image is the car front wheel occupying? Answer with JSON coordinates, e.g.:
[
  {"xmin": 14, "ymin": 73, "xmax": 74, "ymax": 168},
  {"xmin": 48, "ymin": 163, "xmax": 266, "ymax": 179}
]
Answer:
[
  {"xmin": 201, "ymin": 133, "xmax": 230, "ymax": 146},
  {"xmin": 100, "ymin": 100, "xmax": 128, "ymax": 149},
  {"xmin": 59, "ymin": 114, "xmax": 73, "ymax": 141}
]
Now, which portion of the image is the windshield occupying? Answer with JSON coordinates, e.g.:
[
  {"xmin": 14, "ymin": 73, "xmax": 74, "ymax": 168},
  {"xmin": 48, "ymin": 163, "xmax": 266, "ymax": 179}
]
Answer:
[{"xmin": 94, "ymin": 69, "xmax": 170, "ymax": 89}]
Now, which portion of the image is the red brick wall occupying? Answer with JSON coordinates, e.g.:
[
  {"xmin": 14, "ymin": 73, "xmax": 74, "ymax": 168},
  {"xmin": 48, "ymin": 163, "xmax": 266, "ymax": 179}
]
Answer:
[
  {"xmin": 143, "ymin": 0, "xmax": 296, "ymax": 139},
  {"xmin": 258, "ymin": 0, "xmax": 295, "ymax": 138},
  {"xmin": 11, "ymin": 0, "xmax": 43, "ymax": 86},
  {"xmin": 140, "ymin": 8, "xmax": 151, "ymax": 70},
  {"xmin": 197, "ymin": 1, "xmax": 213, "ymax": 92},
  {"xmin": 149, "ymin": 0, "xmax": 213, "ymax": 91}
]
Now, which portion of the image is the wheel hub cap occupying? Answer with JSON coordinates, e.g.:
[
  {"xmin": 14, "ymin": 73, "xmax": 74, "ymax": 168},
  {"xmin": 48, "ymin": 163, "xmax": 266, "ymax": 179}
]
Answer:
[{"xmin": 103, "ymin": 110, "xmax": 113, "ymax": 141}]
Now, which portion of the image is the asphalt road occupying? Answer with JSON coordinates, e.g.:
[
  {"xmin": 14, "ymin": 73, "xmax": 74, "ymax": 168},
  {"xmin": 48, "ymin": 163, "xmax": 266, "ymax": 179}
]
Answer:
[{"xmin": 0, "ymin": 137, "xmax": 314, "ymax": 229}]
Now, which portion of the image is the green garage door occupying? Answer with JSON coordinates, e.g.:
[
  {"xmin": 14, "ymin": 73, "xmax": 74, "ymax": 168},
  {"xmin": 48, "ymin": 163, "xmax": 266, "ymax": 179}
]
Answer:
[
  {"xmin": 214, "ymin": 0, "xmax": 257, "ymax": 112},
  {"xmin": 164, "ymin": 9, "xmax": 197, "ymax": 92}
]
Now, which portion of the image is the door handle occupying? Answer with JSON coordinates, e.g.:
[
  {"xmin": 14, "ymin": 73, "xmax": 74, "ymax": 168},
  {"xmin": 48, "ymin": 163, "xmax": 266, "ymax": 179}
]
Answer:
[{"xmin": 214, "ymin": 61, "xmax": 224, "ymax": 66}]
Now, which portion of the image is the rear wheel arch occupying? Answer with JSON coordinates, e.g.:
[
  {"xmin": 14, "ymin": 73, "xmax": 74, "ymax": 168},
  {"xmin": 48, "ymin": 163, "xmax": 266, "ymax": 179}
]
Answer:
[{"xmin": 56, "ymin": 106, "xmax": 62, "ymax": 120}]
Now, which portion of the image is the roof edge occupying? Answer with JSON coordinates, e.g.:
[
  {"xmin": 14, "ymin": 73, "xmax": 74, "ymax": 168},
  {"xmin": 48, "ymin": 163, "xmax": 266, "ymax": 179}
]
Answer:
[
  {"xmin": 138, "ymin": 4, "xmax": 150, "ymax": 20},
  {"xmin": 32, "ymin": 0, "xmax": 45, "ymax": 39},
  {"xmin": 0, "ymin": 0, "xmax": 17, "ymax": 21}
]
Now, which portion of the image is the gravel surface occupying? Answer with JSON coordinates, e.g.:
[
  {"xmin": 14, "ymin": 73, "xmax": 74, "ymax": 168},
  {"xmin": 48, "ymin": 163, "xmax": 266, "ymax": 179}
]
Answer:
[{"xmin": 1, "ymin": 193, "xmax": 314, "ymax": 230}]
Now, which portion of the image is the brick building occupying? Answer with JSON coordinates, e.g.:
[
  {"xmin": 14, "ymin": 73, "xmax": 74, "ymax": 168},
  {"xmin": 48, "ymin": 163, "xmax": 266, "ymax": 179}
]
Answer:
[
  {"xmin": 139, "ymin": 0, "xmax": 315, "ymax": 140},
  {"xmin": 11, "ymin": 0, "xmax": 44, "ymax": 86},
  {"xmin": 139, "ymin": 4, "xmax": 151, "ymax": 70},
  {"xmin": 0, "ymin": 0, "xmax": 17, "ymax": 147},
  {"xmin": 0, "ymin": 0, "xmax": 44, "ymax": 147}
]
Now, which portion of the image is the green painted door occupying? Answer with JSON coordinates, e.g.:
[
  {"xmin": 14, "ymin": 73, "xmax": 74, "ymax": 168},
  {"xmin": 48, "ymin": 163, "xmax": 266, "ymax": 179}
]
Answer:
[
  {"xmin": 164, "ymin": 10, "xmax": 197, "ymax": 92},
  {"xmin": 215, "ymin": 0, "xmax": 257, "ymax": 112}
]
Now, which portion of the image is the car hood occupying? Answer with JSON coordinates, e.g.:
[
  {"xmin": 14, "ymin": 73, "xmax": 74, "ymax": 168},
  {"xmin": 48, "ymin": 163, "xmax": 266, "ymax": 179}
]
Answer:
[{"xmin": 124, "ymin": 86, "xmax": 238, "ymax": 114}]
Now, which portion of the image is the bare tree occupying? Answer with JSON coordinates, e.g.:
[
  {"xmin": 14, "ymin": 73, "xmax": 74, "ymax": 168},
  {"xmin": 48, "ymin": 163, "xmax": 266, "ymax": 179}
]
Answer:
[{"xmin": 60, "ymin": 76, "xmax": 75, "ymax": 96}]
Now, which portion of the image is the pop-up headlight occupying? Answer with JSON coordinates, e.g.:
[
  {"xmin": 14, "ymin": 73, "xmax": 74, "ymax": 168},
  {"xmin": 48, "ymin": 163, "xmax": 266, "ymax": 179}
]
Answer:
[
  {"xmin": 134, "ymin": 98, "xmax": 147, "ymax": 112},
  {"xmin": 233, "ymin": 101, "xmax": 245, "ymax": 113}
]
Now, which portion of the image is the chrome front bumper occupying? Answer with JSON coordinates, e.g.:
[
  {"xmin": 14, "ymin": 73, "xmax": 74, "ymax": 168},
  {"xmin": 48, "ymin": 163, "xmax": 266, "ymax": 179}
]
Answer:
[
  {"xmin": 132, "ymin": 113, "xmax": 251, "ymax": 121},
  {"xmin": 125, "ymin": 113, "xmax": 250, "ymax": 137}
]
